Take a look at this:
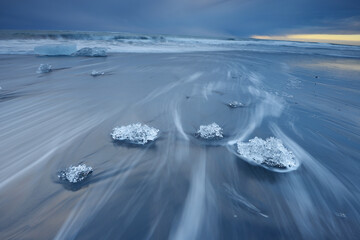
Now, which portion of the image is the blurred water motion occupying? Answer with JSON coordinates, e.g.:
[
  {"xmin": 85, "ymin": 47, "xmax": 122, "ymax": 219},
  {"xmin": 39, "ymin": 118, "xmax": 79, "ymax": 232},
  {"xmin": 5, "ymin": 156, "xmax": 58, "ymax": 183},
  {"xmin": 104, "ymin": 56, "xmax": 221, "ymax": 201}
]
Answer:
[{"xmin": 0, "ymin": 49, "xmax": 359, "ymax": 239}]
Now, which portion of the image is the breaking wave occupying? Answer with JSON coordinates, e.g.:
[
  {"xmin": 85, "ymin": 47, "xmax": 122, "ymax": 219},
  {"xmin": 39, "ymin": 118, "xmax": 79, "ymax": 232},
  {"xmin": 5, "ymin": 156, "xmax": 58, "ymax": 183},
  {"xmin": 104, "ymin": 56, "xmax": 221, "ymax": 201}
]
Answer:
[{"xmin": 1, "ymin": 30, "xmax": 360, "ymax": 57}]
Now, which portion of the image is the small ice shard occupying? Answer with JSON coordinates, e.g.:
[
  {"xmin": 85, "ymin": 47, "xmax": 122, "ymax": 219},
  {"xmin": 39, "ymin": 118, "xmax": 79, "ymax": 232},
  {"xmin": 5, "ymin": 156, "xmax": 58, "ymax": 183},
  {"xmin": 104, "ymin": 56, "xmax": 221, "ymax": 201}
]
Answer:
[
  {"xmin": 228, "ymin": 101, "xmax": 245, "ymax": 108},
  {"xmin": 111, "ymin": 123, "xmax": 159, "ymax": 145},
  {"xmin": 34, "ymin": 44, "xmax": 77, "ymax": 56},
  {"xmin": 91, "ymin": 70, "xmax": 105, "ymax": 76},
  {"xmin": 58, "ymin": 164, "xmax": 93, "ymax": 183},
  {"xmin": 37, "ymin": 64, "xmax": 52, "ymax": 73},
  {"xmin": 237, "ymin": 137, "xmax": 298, "ymax": 171},
  {"xmin": 335, "ymin": 212, "xmax": 347, "ymax": 218},
  {"xmin": 196, "ymin": 123, "xmax": 223, "ymax": 139},
  {"xmin": 74, "ymin": 47, "xmax": 107, "ymax": 57}
]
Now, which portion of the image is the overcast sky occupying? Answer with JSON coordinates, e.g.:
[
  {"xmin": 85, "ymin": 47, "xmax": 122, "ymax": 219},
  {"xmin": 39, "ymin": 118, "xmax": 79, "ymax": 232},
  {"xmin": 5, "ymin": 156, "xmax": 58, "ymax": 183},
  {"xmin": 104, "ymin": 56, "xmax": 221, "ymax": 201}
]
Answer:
[{"xmin": 0, "ymin": 0, "xmax": 359, "ymax": 37}]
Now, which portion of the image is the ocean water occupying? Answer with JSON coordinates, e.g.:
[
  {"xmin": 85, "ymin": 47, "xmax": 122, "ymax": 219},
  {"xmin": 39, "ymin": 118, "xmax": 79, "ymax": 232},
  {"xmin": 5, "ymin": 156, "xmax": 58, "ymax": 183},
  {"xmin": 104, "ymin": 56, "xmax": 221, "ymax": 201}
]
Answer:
[
  {"xmin": 0, "ymin": 30, "xmax": 360, "ymax": 57},
  {"xmin": 0, "ymin": 30, "xmax": 359, "ymax": 240}
]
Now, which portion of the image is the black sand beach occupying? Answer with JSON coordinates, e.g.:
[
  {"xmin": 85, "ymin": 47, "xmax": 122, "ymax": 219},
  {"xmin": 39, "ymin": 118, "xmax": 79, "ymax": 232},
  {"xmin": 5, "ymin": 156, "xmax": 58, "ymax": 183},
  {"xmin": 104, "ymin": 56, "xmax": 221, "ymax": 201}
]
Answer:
[{"xmin": 0, "ymin": 51, "xmax": 360, "ymax": 239}]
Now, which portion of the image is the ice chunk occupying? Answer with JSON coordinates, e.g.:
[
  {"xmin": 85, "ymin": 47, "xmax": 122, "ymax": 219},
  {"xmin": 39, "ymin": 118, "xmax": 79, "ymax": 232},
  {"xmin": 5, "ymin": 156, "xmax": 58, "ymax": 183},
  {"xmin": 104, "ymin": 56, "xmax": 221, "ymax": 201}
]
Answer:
[
  {"xmin": 335, "ymin": 212, "xmax": 347, "ymax": 218},
  {"xmin": 237, "ymin": 137, "xmax": 297, "ymax": 170},
  {"xmin": 111, "ymin": 123, "xmax": 159, "ymax": 144},
  {"xmin": 196, "ymin": 123, "xmax": 223, "ymax": 139},
  {"xmin": 91, "ymin": 70, "xmax": 105, "ymax": 76},
  {"xmin": 228, "ymin": 101, "xmax": 245, "ymax": 108},
  {"xmin": 34, "ymin": 44, "xmax": 77, "ymax": 56},
  {"xmin": 58, "ymin": 164, "xmax": 93, "ymax": 183},
  {"xmin": 37, "ymin": 64, "xmax": 52, "ymax": 73},
  {"xmin": 74, "ymin": 47, "xmax": 107, "ymax": 57}
]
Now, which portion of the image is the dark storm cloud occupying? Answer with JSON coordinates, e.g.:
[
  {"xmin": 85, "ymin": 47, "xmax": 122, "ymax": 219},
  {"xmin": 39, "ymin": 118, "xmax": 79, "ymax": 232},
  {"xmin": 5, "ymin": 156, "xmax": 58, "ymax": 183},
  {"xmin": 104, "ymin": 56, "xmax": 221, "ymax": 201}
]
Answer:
[{"xmin": 0, "ymin": 0, "xmax": 359, "ymax": 37}]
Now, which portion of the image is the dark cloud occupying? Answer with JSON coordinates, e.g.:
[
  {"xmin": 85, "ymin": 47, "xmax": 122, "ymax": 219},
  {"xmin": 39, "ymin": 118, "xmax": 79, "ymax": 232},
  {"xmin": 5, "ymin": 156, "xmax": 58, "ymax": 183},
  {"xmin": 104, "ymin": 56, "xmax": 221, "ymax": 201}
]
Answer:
[{"xmin": 0, "ymin": 0, "xmax": 359, "ymax": 37}]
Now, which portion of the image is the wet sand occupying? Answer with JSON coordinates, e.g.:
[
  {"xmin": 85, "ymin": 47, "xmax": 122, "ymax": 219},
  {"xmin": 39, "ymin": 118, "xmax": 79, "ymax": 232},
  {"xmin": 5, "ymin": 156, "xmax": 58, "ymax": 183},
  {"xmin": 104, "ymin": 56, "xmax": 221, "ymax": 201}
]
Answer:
[{"xmin": 0, "ymin": 52, "xmax": 359, "ymax": 239}]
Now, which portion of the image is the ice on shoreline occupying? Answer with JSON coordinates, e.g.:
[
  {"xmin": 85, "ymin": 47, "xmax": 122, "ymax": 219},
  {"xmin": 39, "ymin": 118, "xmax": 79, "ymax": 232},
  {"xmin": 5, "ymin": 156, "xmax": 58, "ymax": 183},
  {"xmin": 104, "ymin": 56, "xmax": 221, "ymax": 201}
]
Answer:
[
  {"xmin": 228, "ymin": 101, "xmax": 245, "ymax": 108},
  {"xmin": 34, "ymin": 44, "xmax": 77, "ymax": 56},
  {"xmin": 91, "ymin": 70, "xmax": 105, "ymax": 76},
  {"xmin": 37, "ymin": 64, "xmax": 52, "ymax": 73},
  {"xmin": 236, "ymin": 137, "xmax": 297, "ymax": 170},
  {"xmin": 196, "ymin": 123, "xmax": 223, "ymax": 139},
  {"xmin": 74, "ymin": 47, "xmax": 107, "ymax": 57},
  {"xmin": 111, "ymin": 123, "xmax": 159, "ymax": 144},
  {"xmin": 58, "ymin": 164, "xmax": 93, "ymax": 183},
  {"xmin": 33, "ymin": 45, "xmax": 106, "ymax": 57},
  {"xmin": 335, "ymin": 212, "xmax": 347, "ymax": 218}
]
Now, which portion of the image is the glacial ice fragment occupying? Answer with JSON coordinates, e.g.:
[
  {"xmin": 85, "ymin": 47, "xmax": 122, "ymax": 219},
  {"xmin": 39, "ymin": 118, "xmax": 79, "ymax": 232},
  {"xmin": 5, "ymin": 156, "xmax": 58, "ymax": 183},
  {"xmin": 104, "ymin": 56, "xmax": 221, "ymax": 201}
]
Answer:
[
  {"xmin": 37, "ymin": 64, "xmax": 52, "ymax": 73},
  {"xmin": 111, "ymin": 123, "xmax": 159, "ymax": 144},
  {"xmin": 196, "ymin": 123, "xmax": 223, "ymax": 139},
  {"xmin": 228, "ymin": 101, "xmax": 245, "ymax": 108},
  {"xmin": 58, "ymin": 164, "xmax": 93, "ymax": 183},
  {"xmin": 236, "ymin": 137, "xmax": 297, "ymax": 170},
  {"xmin": 335, "ymin": 212, "xmax": 347, "ymax": 218},
  {"xmin": 74, "ymin": 47, "xmax": 107, "ymax": 57},
  {"xmin": 34, "ymin": 44, "xmax": 77, "ymax": 56},
  {"xmin": 91, "ymin": 70, "xmax": 105, "ymax": 76}
]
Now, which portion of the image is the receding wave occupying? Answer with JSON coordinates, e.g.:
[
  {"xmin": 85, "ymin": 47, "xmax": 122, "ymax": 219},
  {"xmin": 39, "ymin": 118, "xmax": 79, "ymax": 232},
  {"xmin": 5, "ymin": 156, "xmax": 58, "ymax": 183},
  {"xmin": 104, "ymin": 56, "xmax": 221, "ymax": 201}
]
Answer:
[{"xmin": 1, "ymin": 30, "xmax": 360, "ymax": 57}]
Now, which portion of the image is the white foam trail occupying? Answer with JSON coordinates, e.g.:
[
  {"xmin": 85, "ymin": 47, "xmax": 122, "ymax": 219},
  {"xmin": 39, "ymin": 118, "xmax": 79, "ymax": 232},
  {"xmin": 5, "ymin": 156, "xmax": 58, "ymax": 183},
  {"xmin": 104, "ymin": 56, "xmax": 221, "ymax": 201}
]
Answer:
[
  {"xmin": 54, "ymin": 149, "xmax": 149, "ymax": 240},
  {"xmin": 227, "ymin": 71, "xmax": 231, "ymax": 79},
  {"xmin": 170, "ymin": 153, "xmax": 207, "ymax": 240},
  {"xmin": 173, "ymin": 108, "xmax": 189, "ymax": 141},
  {"xmin": 53, "ymin": 191, "xmax": 90, "ymax": 240},
  {"xmin": 270, "ymin": 124, "xmax": 348, "ymax": 193},
  {"xmin": 0, "ymin": 113, "xmax": 104, "ymax": 191},
  {"xmin": 201, "ymin": 82, "xmax": 215, "ymax": 100},
  {"xmin": 228, "ymin": 85, "xmax": 284, "ymax": 144},
  {"xmin": 186, "ymin": 72, "xmax": 203, "ymax": 82},
  {"xmin": 200, "ymin": 81, "xmax": 224, "ymax": 100},
  {"xmin": 269, "ymin": 124, "xmax": 360, "ymax": 238},
  {"xmin": 224, "ymin": 184, "xmax": 268, "ymax": 218},
  {"xmin": 139, "ymin": 72, "xmax": 203, "ymax": 104},
  {"xmin": 0, "ymin": 148, "xmax": 56, "ymax": 190},
  {"xmin": 248, "ymin": 72, "xmax": 262, "ymax": 86}
]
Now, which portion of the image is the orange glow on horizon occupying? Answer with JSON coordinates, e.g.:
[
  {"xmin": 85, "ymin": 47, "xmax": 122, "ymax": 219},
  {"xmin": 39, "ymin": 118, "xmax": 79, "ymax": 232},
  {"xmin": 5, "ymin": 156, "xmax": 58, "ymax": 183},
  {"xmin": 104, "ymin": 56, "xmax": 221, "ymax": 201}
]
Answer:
[{"xmin": 251, "ymin": 34, "xmax": 360, "ymax": 45}]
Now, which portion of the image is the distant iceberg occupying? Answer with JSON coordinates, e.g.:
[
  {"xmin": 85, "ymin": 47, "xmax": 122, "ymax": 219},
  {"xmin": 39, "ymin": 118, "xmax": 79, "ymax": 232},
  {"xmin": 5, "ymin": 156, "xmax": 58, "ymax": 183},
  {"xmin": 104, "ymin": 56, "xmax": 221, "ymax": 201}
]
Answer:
[
  {"xmin": 111, "ymin": 123, "xmax": 159, "ymax": 144},
  {"xmin": 196, "ymin": 123, "xmax": 223, "ymax": 139},
  {"xmin": 34, "ymin": 44, "xmax": 77, "ymax": 56},
  {"xmin": 91, "ymin": 70, "xmax": 105, "ymax": 76},
  {"xmin": 58, "ymin": 164, "xmax": 93, "ymax": 183},
  {"xmin": 236, "ymin": 137, "xmax": 298, "ymax": 171},
  {"xmin": 73, "ymin": 47, "xmax": 107, "ymax": 57},
  {"xmin": 33, "ymin": 45, "xmax": 106, "ymax": 57},
  {"xmin": 37, "ymin": 64, "xmax": 52, "ymax": 73}
]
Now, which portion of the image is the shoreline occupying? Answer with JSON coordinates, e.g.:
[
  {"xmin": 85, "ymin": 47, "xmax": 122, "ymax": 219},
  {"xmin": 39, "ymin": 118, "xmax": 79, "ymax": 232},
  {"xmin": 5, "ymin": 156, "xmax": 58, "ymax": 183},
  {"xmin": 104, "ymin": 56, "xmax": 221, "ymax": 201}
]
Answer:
[{"xmin": 0, "ymin": 50, "xmax": 359, "ymax": 239}]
